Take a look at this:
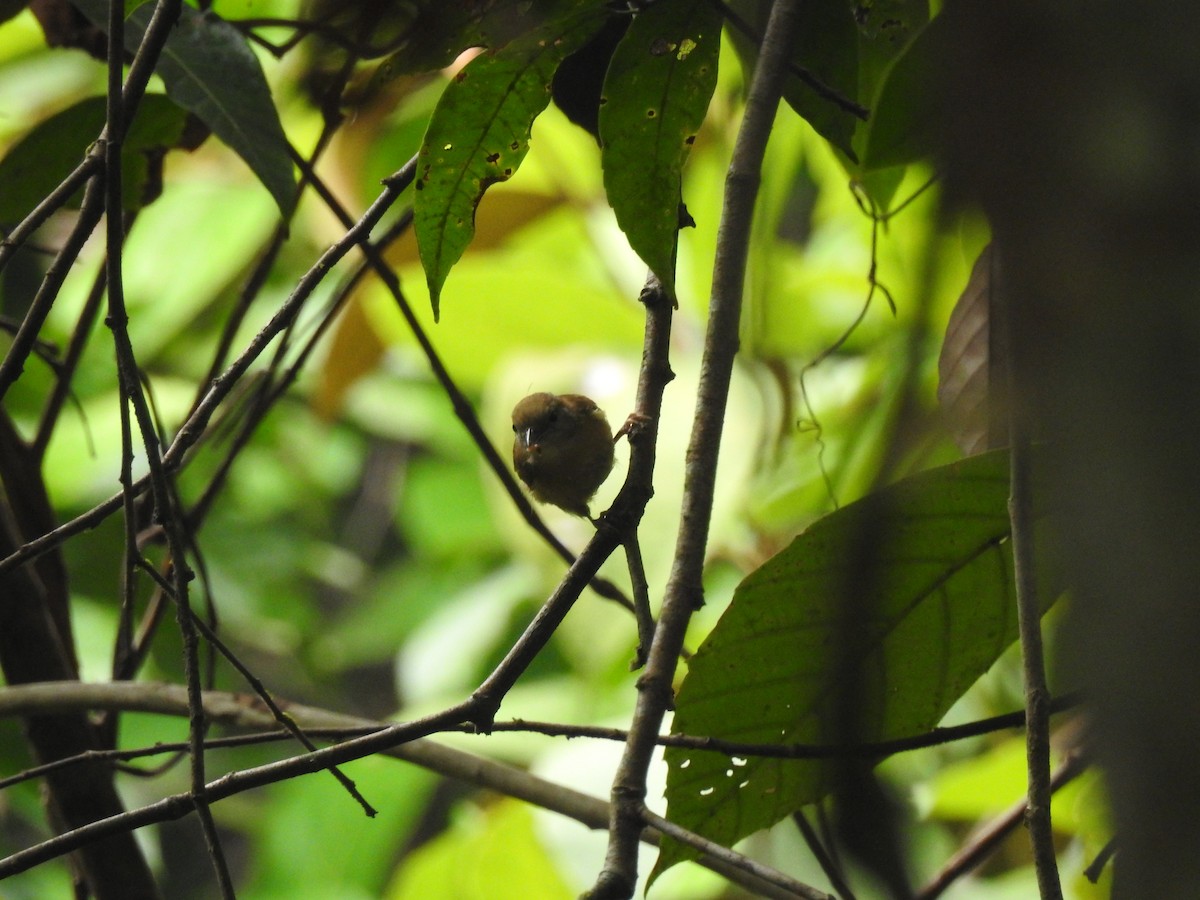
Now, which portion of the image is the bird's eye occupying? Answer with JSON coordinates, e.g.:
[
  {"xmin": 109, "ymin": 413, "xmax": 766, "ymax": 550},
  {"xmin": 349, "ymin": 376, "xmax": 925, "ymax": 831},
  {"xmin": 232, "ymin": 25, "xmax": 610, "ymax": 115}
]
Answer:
[
  {"xmin": 547, "ymin": 410, "xmax": 559, "ymax": 423},
  {"xmin": 512, "ymin": 424, "xmax": 518, "ymax": 432}
]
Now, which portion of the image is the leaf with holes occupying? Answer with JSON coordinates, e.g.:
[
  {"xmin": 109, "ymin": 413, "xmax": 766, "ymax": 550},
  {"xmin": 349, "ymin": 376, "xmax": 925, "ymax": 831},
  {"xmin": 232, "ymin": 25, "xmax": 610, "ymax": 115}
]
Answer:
[
  {"xmin": 598, "ymin": 0, "xmax": 721, "ymax": 300},
  {"xmin": 653, "ymin": 450, "xmax": 1056, "ymax": 880},
  {"xmin": 861, "ymin": 12, "xmax": 948, "ymax": 172},
  {"xmin": 73, "ymin": 0, "xmax": 295, "ymax": 216},
  {"xmin": 414, "ymin": 5, "xmax": 605, "ymax": 319}
]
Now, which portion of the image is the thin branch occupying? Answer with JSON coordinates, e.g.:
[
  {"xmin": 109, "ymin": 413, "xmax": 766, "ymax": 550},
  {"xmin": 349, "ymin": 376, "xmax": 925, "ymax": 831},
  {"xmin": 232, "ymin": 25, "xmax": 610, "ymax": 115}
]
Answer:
[
  {"xmin": 0, "ymin": 681, "xmax": 817, "ymax": 899},
  {"xmin": 0, "ymin": 156, "xmax": 102, "ymax": 279},
  {"xmin": 714, "ymin": 0, "xmax": 869, "ymax": 121},
  {"xmin": 0, "ymin": 700, "xmax": 477, "ymax": 882},
  {"xmin": 32, "ymin": 258, "xmax": 110, "ymax": 458},
  {"xmin": 469, "ymin": 525, "xmax": 627, "ymax": 725},
  {"xmin": 497, "ymin": 693, "xmax": 1080, "ymax": 758},
  {"xmin": 793, "ymin": 809, "xmax": 856, "ymax": 900},
  {"xmin": 1083, "ymin": 836, "xmax": 1116, "ymax": 885},
  {"xmin": 0, "ymin": 172, "xmax": 106, "ymax": 402},
  {"xmin": 0, "ymin": 160, "xmax": 419, "ymax": 580},
  {"xmin": 468, "ymin": 274, "xmax": 673, "ymax": 725},
  {"xmin": 287, "ymin": 148, "xmax": 639, "ymax": 614},
  {"xmin": 997, "ymin": 245, "xmax": 1062, "ymax": 899},
  {"xmin": 621, "ymin": 529, "xmax": 655, "ymax": 669},
  {"xmin": 916, "ymin": 751, "xmax": 1087, "ymax": 900},
  {"xmin": 586, "ymin": 0, "xmax": 804, "ymax": 895},
  {"xmin": 134, "ymin": 560, "xmax": 376, "ymax": 816},
  {"xmin": 104, "ymin": 0, "xmax": 230, "ymax": 892},
  {"xmin": 643, "ymin": 806, "xmax": 834, "ymax": 900}
]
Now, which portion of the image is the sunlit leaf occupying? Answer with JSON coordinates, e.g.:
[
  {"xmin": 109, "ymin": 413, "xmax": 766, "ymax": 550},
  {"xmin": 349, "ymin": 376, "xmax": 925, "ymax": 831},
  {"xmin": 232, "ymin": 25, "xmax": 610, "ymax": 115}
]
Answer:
[
  {"xmin": 0, "ymin": 0, "xmax": 26, "ymax": 26},
  {"xmin": 250, "ymin": 755, "xmax": 436, "ymax": 896},
  {"xmin": 387, "ymin": 800, "xmax": 573, "ymax": 899},
  {"xmin": 73, "ymin": 0, "xmax": 296, "ymax": 215},
  {"xmin": 414, "ymin": 5, "xmax": 604, "ymax": 318},
  {"xmin": 599, "ymin": 0, "xmax": 721, "ymax": 300},
  {"xmin": 654, "ymin": 450, "xmax": 1054, "ymax": 878},
  {"xmin": 0, "ymin": 94, "xmax": 191, "ymax": 225}
]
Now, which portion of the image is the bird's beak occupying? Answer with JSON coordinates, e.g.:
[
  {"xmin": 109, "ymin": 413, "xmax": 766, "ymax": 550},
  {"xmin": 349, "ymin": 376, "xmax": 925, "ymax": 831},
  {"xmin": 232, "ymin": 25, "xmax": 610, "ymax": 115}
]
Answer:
[{"xmin": 519, "ymin": 428, "xmax": 535, "ymax": 451}]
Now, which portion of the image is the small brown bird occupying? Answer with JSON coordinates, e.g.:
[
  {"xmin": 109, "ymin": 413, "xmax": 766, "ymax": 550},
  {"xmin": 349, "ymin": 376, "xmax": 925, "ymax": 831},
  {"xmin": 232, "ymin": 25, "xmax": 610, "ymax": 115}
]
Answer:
[{"xmin": 512, "ymin": 392, "xmax": 615, "ymax": 517}]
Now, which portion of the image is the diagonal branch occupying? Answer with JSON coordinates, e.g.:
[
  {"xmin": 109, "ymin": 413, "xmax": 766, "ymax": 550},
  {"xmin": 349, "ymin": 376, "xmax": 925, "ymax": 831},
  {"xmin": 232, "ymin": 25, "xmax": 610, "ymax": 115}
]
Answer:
[
  {"xmin": 0, "ymin": 680, "xmax": 821, "ymax": 898},
  {"xmin": 585, "ymin": 0, "xmax": 806, "ymax": 896}
]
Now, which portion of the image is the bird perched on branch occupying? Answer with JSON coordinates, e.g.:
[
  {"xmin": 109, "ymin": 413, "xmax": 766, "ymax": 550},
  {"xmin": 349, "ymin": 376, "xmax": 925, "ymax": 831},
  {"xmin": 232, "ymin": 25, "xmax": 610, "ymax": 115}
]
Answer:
[{"xmin": 512, "ymin": 392, "xmax": 616, "ymax": 518}]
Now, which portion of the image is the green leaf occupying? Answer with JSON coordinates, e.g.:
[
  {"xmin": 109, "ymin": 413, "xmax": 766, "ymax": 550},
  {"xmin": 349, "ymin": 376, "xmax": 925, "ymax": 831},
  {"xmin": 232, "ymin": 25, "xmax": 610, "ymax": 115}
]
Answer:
[
  {"xmin": 854, "ymin": 0, "xmax": 929, "ymax": 101},
  {"xmin": 249, "ymin": 754, "xmax": 436, "ymax": 896},
  {"xmin": 861, "ymin": 13, "xmax": 947, "ymax": 172},
  {"xmin": 414, "ymin": 6, "xmax": 604, "ymax": 319},
  {"xmin": 726, "ymin": 0, "xmax": 860, "ymax": 159},
  {"xmin": 377, "ymin": 0, "xmax": 592, "ymax": 78},
  {"xmin": 0, "ymin": 94, "xmax": 190, "ymax": 225},
  {"xmin": 654, "ymin": 450, "xmax": 1056, "ymax": 879},
  {"xmin": 72, "ymin": 0, "xmax": 295, "ymax": 216},
  {"xmin": 387, "ymin": 800, "xmax": 572, "ymax": 899},
  {"xmin": 848, "ymin": 0, "xmax": 930, "ymax": 209},
  {"xmin": 599, "ymin": 0, "xmax": 721, "ymax": 300}
]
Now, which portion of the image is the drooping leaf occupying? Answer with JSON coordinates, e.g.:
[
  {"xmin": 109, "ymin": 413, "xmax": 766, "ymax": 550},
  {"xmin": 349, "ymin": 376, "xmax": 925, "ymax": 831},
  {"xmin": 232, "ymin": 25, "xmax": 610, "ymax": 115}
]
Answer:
[
  {"xmin": 938, "ymin": 243, "xmax": 1008, "ymax": 455},
  {"xmin": 73, "ymin": 0, "xmax": 296, "ymax": 216},
  {"xmin": 653, "ymin": 450, "xmax": 1056, "ymax": 879},
  {"xmin": 848, "ymin": 0, "xmax": 930, "ymax": 209},
  {"xmin": 0, "ymin": 94, "xmax": 192, "ymax": 225},
  {"xmin": 860, "ymin": 11, "xmax": 947, "ymax": 172},
  {"xmin": 726, "ymin": 0, "xmax": 860, "ymax": 158},
  {"xmin": 414, "ymin": 5, "xmax": 605, "ymax": 319},
  {"xmin": 598, "ymin": 0, "xmax": 720, "ymax": 302},
  {"xmin": 552, "ymin": 15, "xmax": 630, "ymax": 140},
  {"xmin": 370, "ymin": 0, "xmax": 595, "ymax": 77}
]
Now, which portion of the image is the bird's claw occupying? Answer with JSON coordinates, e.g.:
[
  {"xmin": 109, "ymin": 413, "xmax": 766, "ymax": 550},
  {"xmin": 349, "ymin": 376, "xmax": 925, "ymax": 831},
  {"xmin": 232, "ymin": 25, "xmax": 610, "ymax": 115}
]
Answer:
[{"xmin": 614, "ymin": 412, "xmax": 652, "ymax": 444}]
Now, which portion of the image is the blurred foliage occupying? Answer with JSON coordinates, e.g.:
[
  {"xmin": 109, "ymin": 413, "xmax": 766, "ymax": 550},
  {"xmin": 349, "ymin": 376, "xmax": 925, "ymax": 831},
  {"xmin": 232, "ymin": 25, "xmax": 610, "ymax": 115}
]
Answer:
[{"xmin": 0, "ymin": 2, "xmax": 1104, "ymax": 899}]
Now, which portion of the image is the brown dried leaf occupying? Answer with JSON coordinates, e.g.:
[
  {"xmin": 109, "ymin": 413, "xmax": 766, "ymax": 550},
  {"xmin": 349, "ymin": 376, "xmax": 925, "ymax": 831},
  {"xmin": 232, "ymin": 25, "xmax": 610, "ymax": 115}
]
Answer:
[{"xmin": 938, "ymin": 243, "xmax": 1008, "ymax": 454}]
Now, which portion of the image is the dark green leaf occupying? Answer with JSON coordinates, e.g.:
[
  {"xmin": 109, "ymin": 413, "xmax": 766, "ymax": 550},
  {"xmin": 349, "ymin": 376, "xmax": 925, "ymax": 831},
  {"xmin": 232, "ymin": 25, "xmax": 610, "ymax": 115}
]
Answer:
[
  {"xmin": 848, "ymin": 0, "xmax": 930, "ymax": 208},
  {"xmin": 0, "ymin": 95, "xmax": 190, "ymax": 225},
  {"xmin": 861, "ymin": 13, "xmax": 946, "ymax": 172},
  {"xmin": 854, "ymin": 0, "xmax": 930, "ymax": 105},
  {"xmin": 726, "ymin": 0, "xmax": 860, "ymax": 158},
  {"xmin": 599, "ymin": 0, "xmax": 721, "ymax": 300},
  {"xmin": 654, "ymin": 450, "xmax": 1056, "ymax": 878},
  {"xmin": 414, "ymin": 6, "xmax": 605, "ymax": 318},
  {"xmin": 73, "ymin": 0, "xmax": 296, "ymax": 216},
  {"xmin": 378, "ymin": 0, "xmax": 601, "ymax": 78}
]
